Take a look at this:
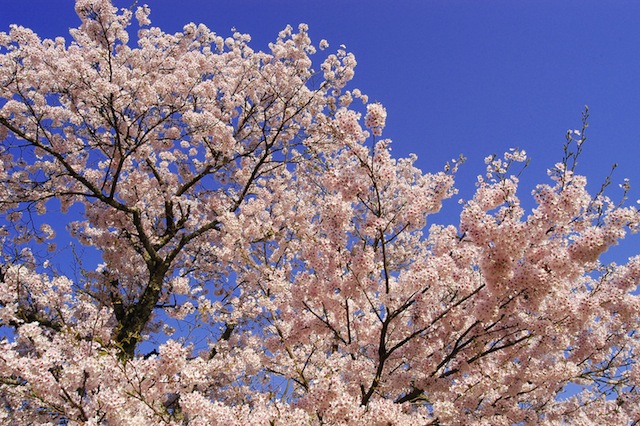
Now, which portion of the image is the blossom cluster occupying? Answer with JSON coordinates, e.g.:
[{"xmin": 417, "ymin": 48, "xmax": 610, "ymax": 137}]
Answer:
[{"xmin": 364, "ymin": 102, "xmax": 387, "ymax": 136}]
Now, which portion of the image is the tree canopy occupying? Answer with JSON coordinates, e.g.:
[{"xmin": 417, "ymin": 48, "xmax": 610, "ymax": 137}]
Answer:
[{"xmin": 1, "ymin": 1, "xmax": 639, "ymax": 424}]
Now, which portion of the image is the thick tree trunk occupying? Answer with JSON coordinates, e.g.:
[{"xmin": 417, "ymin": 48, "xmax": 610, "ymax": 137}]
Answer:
[{"xmin": 114, "ymin": 267, "xmax": 168, "ymax": 358}]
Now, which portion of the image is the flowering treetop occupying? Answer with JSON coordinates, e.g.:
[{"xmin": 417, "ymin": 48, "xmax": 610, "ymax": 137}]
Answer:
[{"xmin": 0, "ymin": 1, "xmax": 639, "ymax": 424}]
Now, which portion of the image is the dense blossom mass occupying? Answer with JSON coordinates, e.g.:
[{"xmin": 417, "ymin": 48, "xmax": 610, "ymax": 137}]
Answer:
[{"xmin": 0, "ymin": 1, "xmax": 639, "ymax": 424}]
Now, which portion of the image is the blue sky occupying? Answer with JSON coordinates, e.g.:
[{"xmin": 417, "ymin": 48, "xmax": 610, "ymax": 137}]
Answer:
[{"xmin": 2, "ymin": 0, "xmax": 640, "ymax": 262}]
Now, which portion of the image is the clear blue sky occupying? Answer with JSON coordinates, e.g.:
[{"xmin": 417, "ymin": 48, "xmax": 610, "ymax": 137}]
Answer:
[{"xmin": 2, "ymin": 0, "xmax": 640, "ymax": 261}]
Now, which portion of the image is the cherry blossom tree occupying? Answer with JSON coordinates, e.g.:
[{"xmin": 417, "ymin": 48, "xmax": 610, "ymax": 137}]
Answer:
[{"xmin": 1, "ymin": 1, "xmax": 639, "ymax": 424}]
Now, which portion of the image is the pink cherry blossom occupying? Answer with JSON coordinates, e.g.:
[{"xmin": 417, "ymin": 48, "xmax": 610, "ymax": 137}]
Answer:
[{"xmin": 0, "ymin": 2, "xmax": 639, "ymax": 424}]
